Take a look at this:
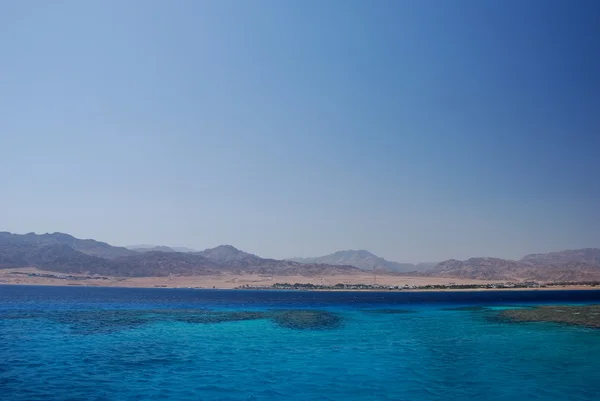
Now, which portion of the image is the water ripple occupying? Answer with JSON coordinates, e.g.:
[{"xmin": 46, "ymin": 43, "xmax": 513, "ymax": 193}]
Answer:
[{"xmin": 2, "ymin": 289, "xmax": 600, "ymax": 400}]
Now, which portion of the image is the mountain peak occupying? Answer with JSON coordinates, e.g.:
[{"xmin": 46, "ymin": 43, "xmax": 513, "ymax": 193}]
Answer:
[
  {"xmin": 334, "ymin": 249, "xmax": 376, "ymax": 258},
  {"xmin": 199, "ymin": 244, "xmax": 256, "ymax": 263},
  {"xmin": 288, "ymin": 250, "xmax": 421, "ymax": 273},
  {"xmin": 0, "ymin": 231, "xmax": 135, "ymax": 259},
  {"xmin": 207, "ymin": 244, "xmax": 240, "ymax": 252}
]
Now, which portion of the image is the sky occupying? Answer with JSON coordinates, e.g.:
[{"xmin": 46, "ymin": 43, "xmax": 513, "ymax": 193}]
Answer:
[{"xmin": 1, "ymin": 0, "xmax": 599, "ymax": 263}]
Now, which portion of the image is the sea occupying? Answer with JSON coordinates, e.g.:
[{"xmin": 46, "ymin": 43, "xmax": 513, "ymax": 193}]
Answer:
[{"xmin": 1, "ymin": 286, "xmax": 600, "ymax": 401}]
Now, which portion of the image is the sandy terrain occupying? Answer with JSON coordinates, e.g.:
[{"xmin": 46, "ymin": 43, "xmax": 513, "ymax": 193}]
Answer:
[
  {"xmin": 0, "ymin": 267, "xmax": 597, "ymax": 291},
  {"xmin": 0, "ymin": 267, "xmax": 481, "ymax": 288}
]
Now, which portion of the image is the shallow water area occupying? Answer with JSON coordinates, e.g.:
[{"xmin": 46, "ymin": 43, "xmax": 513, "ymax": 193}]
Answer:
[{"xmin": 1, "ymin": 286, "xmax": 600, "ymax": 400}]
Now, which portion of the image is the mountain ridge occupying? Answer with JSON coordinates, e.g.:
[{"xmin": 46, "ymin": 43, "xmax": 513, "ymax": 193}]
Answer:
[
  {"xmin": 288, "ymin": 250, "xmax": 433, "ymax": 273},
  {"xmin": 127, "ymin": 244, "xmax": 198, "ymax": 253},
  {"xmin": 432, "ymin": 250, "xmax": 600, "ymax": 281},
  {"xmin": 130, "ymin": 245, "xmax": 178, "ymax": 253},
  {"xmin": 0, "ymin": 231, "xmax": 136, "ymax": 259},
  {"xmin": 0, "ymin": 232, "xmax": 360, "ymax": 277},
  {"xmin": 1, "ymin": 232, "xmax": 598, "ymax": 281}
]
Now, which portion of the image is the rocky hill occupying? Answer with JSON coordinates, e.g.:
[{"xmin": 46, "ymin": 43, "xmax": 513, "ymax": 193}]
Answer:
[
  {"xmin": 0, "ymin": 242, "xmax": 114, "ymax": 274},
  {"xmin": 432, "ymin": 258, "xmax": 523, "ymax": 280},
  {"xmin": 521, "ymin": 248, "xmax": 600, "ymax": 266},
  {"xmin": 431, "ymin": 250, "xmax": 600, "ymax": 281},
  {"xmin": 288, "ymin": 250, "xmax": 429, "ymax": 273},
  {"xmin": 196, "ymin": 245, "xmax": 258, "ymax": 263},
  {"xmin": 109, "ymin": 251, "xmax": 223, "ymax": 277},
  {"xmin": 0, "ymin": 232, "xmax": 136, "ymax": 259},
  {"xmin": 0, "ymin": 232, "xmax": 360, "ymax": 277},
  {"xmin": 194, "ymin": 245, "xmax": 360, "ymax": 276}
]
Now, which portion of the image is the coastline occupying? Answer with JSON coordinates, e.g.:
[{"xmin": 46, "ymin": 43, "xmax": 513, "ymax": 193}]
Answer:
[{"xmin": 1, "ymin": 268, "xmax": 598, "ymax": 292}]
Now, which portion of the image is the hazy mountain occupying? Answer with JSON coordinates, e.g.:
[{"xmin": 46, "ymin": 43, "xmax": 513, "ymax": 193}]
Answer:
[
  {"xmin": 521, "ymin": 248, "xmax": 600, "ymax": 266},
  {"xmin": 195, "ymin": 245, "xmax": 360, "ymax": 275},
  {"xmin": 127, "ymin": 244, "xmax": 155, "ymax": 249},
  {"xmin": 431, "ymin": 250, "xmax": 600, "ymax": 281},
  {"xmin": 111, "ymin": 251, "xmax": 222, "ymax": 277},
  {"xmin": 288, "ymin": 250, "xmax": 425, "ymax": 273},
  {"xmin": 130, "ymin": 245, "xmax": 177, "ymax": 253},
  {"xmin": 128, "ymin": 244, "xmax": 199, "ymax": 253},
  {"xmin": 170, "ymin": 246, "xmax": 198, "ymax": 253},
  {"xmin": 433, "ymin": 257, "xmax": 522, "ymax": 280},
  {"xmin": 197, "ymin": 245, "xmax": 258, "ymax": 263},
  {"xmin": 0, "ymin": 232, "xmax": 136, "ymax": 259},
  {"xmin": 414, "ymin": 262, "xmax": 438, "ymax": 271},
  {"xmin": 0, "ymin": 241, "xmax": 115, "ymax": 274},
  {"xmin": 3, "ymin": 232, "xmax": 598, "ymax": 281},
  {"xmin": 0, "ymin": 232, "xmax": 360, "ymax": 277}
]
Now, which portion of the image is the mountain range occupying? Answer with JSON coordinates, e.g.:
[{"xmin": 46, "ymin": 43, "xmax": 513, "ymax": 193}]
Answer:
[
  {"xmin": 288, "ymin": 250, "xmax": 436, "ymax": 273},
  {"xmin": 1, "ymin": 231, "xmax": 599, "ymax": 281},
  {"xmin": 0, "ymin": 232, "xmax": 360, "ymax": 277},
  {"xmin": 432, "ymin": 249, "xmax": 600, "ymax": 281},
  {"xmin": 129, "ymin": 245, "xmax": 198, "ymax": 253}
]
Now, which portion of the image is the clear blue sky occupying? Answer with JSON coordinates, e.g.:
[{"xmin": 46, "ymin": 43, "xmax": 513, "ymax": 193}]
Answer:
[{"xmin": 1, "ymin": 1, "xmax": 599, "ymax": 262}]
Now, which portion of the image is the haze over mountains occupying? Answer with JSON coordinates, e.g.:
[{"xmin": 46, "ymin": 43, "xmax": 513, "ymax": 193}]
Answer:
[
  {"xmin": 0, "ymin": 232, "xmax": 360, "ymax": 277},
  {"xmin": 288, "ymin": 250, "xmax": 435, "ymax": 273},
  {"xmin": 129, "ymin": 245, "xmax": 198, "ymax": 253},
  {"xmin": 1, "ymin": 231, "xmax": 599, "ymax": 282},
  {"xmin": 433, "ymin": 249, "xmax": 600, "ymax": 281}
]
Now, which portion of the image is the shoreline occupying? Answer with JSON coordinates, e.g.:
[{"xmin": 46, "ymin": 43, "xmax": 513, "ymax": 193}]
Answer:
[
  {"xmin": 1, "ymin": 267, "xmax": 598, "ymax": 293},
  {"xmin": 1, "ymin": 282, "xmax": 599, "ymax": 293}
]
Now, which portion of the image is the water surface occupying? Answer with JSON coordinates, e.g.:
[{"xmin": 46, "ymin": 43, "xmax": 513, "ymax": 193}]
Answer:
[{"xmin": 1, "ymin": 286, "xmax": 599, "ymax": 400}]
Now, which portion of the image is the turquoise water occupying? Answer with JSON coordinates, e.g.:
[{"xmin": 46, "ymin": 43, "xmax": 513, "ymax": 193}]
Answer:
[{"xmin": 1, "ymin": 286, "xmax": 600, "ymax": 400}]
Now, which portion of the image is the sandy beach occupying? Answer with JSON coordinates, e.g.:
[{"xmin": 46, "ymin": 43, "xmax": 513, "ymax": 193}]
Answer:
[
  {"xmin": 0, "ymin": 267, "xmax": 597, "ymax": 291},
  {"xmin": 0, "ymin": 267, "xmax": 469, "ymax": 289}
]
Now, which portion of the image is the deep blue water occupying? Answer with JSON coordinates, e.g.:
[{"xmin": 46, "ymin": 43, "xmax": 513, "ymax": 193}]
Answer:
[{"xmin": 1, "ymin": 286, "xmax": 600, "ymax": 400}]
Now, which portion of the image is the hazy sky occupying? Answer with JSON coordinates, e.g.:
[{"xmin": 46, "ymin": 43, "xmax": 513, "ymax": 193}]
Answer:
[{"xmin": 1, "ymin": 1, "xmax": 599, "ymax": 262}]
